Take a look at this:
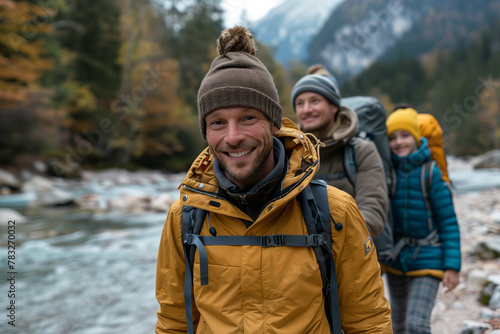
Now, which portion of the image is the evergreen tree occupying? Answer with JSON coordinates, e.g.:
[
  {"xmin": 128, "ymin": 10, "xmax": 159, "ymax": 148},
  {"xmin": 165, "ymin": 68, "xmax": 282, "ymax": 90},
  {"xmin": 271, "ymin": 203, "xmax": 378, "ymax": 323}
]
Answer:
[
  {"xmin": 173, "ymin": 0, "xmax": 224, "ymax": 109},
  {"xmin": 52, "ymin": 0, "xmax": 123, "ymax": 167}
]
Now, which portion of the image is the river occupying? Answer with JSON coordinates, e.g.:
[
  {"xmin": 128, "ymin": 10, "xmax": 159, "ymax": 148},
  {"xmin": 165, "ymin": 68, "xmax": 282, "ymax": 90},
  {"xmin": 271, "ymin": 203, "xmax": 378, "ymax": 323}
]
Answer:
[{"xmin": 0, "ymin": 164, "xmax": 499, "ymax": 334}]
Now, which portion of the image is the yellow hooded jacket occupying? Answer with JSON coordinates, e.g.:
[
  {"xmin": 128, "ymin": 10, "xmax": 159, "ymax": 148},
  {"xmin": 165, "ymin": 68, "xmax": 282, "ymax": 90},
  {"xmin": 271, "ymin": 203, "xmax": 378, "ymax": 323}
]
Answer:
[{"xmin": 155, "ymin": 118, "xmax": 392, "ymax": 333}]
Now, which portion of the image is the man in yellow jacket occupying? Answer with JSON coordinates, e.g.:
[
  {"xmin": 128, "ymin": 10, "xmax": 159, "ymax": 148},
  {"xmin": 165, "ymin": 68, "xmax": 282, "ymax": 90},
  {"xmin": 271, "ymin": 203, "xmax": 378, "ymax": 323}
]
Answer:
[{"xmin": 155, "ymin": 26, "xmax": 392, "ymax": 333}]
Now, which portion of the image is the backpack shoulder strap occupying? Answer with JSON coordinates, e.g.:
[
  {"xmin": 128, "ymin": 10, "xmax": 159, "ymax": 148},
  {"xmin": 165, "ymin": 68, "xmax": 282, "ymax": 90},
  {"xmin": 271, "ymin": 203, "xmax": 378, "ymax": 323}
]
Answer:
[
  {"xmin": 343, "ymin": 138, "xmax": 357, "ymax": 187},
  {"xmin": 421, "ymin": 160, "xmax": 435, "ymax": 216},
  {"xmin": 300, "ymin": 180, "xmax": 342, "ymax": 334},
  {"xmin": 181, "ymin": 183, "xmax": 343, "ymax": 334},
  {"xmin": 181, "ymin": 206, "xmax": 207, "ymax": 334},
  {"xmin": 301, "ymin": 179, "xmax": 331, "ymax": 238}
]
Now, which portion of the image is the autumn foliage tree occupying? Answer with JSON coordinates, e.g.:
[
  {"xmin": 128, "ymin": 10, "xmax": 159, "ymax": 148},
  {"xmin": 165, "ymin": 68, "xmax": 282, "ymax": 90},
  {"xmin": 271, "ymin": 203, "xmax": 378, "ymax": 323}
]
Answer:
[
  {"xmin": 0, "ymin": 0, "xmax": 59, "ymax": 166},
  {"xmin": 0, "ymin": 0, "xmax": 54, "ymax": 106}
]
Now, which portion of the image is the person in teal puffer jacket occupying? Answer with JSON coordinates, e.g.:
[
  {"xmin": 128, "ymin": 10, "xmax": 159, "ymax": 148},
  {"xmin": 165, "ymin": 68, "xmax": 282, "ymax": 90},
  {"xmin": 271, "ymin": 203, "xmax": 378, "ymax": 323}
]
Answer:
[{"xmin": 383, "ymin": 107, "xmax": 461, "ymax": 334}]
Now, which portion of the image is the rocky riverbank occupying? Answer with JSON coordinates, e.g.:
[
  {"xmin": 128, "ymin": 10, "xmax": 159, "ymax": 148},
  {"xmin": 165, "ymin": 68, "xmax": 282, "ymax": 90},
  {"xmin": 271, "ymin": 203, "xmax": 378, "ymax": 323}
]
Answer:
[
  {"xmin": 430, "ymin": 158, "xmax": 500, "ymax": 333},
  {"xmin": 429, "ymin": 188, "xmax": 500, "ymax": 333},
  {"xmin": 0, "ymin": 156, "xmax": 499, "ymax": 333}
]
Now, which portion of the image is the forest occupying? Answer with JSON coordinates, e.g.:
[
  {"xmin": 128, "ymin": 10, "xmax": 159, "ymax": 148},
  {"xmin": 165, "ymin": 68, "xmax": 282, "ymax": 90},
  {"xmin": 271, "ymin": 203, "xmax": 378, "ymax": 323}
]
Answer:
[
  {"xmin": 1, "ymin": 0, "xmax": 499, "ymax": 177},
  {"xmin": 341, "ymin": 19, "xmax": 500, "ymax": 156}
]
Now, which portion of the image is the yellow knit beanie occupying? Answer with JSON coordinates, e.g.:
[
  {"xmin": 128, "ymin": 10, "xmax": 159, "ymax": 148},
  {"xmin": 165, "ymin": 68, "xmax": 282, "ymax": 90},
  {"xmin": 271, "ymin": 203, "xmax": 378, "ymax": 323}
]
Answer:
[{"xmin": 386, "ymin": 108, "xmax": 421, "ymax": 145}]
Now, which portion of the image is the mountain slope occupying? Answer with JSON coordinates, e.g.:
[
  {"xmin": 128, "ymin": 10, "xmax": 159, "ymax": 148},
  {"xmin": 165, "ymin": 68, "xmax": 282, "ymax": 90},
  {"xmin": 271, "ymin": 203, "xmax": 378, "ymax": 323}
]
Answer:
[
  {"xmin": 251, "ymin": 0, "xmax": 344, "ymax": 67},
  {"xmin": 308, "ymin": 0, "xmax": 430, "ymax": 78},
  {"xmin": 308, "ymin": 0, "xmax": 500, "ymax": 78},
  {"xmin": 379, "ymin": 0, "xmax": 500, "ymax": 63}
]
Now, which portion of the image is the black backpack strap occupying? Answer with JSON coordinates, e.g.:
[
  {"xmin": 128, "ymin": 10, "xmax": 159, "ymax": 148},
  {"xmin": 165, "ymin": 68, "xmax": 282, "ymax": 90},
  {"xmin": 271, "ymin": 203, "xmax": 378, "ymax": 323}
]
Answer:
[
  {"xmin": 188, "ymin": 234, "xmax": 330, "ymax": 247},
  {"xmin": 182, "ymin": 206, "xmax": 208, "ymax": 334},
  {"xmin": 181, "ymin": 181, "xmax": 343, "ymax": 334},
  {"xmin": 300, "ymin": 180, "xmax": 342, "ymax": 334}
]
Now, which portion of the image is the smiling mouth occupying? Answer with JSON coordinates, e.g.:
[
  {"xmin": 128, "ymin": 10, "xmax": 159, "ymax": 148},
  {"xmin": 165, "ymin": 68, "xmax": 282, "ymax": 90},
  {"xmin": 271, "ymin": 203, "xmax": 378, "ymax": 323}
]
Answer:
[
  {"xmin": 301, "ymin": 115, "xmax": 317, "ymax": 121},
  {"xmin": 227, "ymin": 149, "xmax": 253, "ymax": 158}
]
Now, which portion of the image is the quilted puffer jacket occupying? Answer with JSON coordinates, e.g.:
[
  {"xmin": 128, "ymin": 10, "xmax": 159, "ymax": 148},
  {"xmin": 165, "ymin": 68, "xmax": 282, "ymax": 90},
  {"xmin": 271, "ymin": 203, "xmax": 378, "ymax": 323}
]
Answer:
[{"xmin": 384, "ymin": 138, "xmax": 461, "ymax": 278}]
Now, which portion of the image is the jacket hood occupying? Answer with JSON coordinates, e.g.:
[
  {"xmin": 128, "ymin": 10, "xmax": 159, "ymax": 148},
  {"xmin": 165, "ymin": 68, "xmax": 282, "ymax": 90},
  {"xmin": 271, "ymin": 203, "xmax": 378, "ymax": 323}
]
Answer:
[
  {"xmin": 178, "ymin": 117, "xmax": 322, "ymax": 220},
  {"xmin": 392, "ymin": 137, "xmax": 431, "ymax": 172},
  {"xmin": 324, "ymin": 105, "xmax": 359, "ymax": 146}
]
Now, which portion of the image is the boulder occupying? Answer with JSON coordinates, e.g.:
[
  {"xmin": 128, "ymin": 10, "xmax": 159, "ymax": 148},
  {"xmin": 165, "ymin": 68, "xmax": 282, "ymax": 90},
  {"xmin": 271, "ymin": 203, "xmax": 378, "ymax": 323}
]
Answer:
[
  {"xmin": 468, "ymin": 269, "xmax": 488, "ymax": 288},
  {"xmin": 0, "ymin": 169, "xmax": 20, "ymax": 189},
  {"xmin": 75, "ymin": 194, "xmax": 109, "ymax": 211},
  {"xmin": 471, "ymin": 239, "xmax": 500, "ymax": 260},
  {"xmin": 150, "ymin": 193, "xmax": 174, "ymax": 212},
  {"xmin": 460, "ymin": 320, "xmax": 492, "ymax": 334},
  {"xmin": 0, "ymin": 208, "xmax": 26, "ymax": 224},
  {"xmin": 472, "ymin": 150, "xmax": 500, "ymax": 169},
  {"xmin": 490, "ymin": 285, "xmax": 500, "ymax": 310},
  {"xmin": 491, "ymin": 210, "xmax": 500, "ymax": 224},
  {"xmin": 478, "ymin": 308, "xmax": 496, "ymax": 321},
  {"xmin": 21, "ymin": 175, "xmax": 53, "ymax": 192},
  {"xmin": 31, "ymin": 187, "xmax": 75, "ymax": 207},
  {"xmin": 479, "ymin": 275, "xmax": 500, "ymax": 306}
]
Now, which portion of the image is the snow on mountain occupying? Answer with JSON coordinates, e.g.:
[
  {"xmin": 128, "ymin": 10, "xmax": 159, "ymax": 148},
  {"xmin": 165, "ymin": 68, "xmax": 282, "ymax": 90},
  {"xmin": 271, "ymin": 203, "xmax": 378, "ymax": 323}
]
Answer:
[
  {"xmin": 251, "ymin": 0, "xmax": 344, "ymax": 67},
  {"xmin": 311, "ymin": 2, "xmax": 424, "ymax": 77}
]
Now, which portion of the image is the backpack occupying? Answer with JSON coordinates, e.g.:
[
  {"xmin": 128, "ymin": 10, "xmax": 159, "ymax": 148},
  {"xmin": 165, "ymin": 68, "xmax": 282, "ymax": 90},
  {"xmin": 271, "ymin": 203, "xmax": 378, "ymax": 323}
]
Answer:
[
  {"xmin": 181, "ymin": 180, "xmax": 343, "ymax": 334},
  {"xmin": 416, "ymin": 113, "xmax": 451, "ymax": 184},
  {"xmin": 386, "ymin": 113, "xmax": 450, "ymax": 263},
  {"xmin": 339, "ymin": 96, "xmax": 394, "ymax": 262}
]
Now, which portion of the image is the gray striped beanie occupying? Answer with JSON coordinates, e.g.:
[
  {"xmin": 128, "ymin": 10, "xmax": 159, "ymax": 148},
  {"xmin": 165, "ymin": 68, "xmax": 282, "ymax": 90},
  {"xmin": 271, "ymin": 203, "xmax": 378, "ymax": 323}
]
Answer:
[{"xmin": 290, "ymin": 74, "xmax": 341, "ymax": 112}]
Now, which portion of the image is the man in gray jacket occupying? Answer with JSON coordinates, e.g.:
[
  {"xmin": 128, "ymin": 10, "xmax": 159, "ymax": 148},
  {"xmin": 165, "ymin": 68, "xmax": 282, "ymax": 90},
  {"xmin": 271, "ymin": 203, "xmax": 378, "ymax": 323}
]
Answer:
[{"xmin": 291, "ymin": 65, "xmax": 388, "ymax": 239}]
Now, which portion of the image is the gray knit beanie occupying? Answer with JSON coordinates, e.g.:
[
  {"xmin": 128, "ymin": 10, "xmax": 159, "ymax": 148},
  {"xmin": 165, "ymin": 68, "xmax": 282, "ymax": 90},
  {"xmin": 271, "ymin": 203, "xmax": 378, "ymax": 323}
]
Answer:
[
  {"xmin": 290, "ymin": 73, "xmax": 341, "ymax": 112},
  {"xmin": 197, "ymin": 26, "xmax": 283, "ymax": 139}
]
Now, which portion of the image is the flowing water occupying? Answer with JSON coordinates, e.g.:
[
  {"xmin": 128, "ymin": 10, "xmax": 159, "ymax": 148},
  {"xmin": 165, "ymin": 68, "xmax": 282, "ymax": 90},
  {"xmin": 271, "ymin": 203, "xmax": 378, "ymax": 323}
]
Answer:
[
  {"xmin": 0, "ymin": 166, "xmax": 499, "ymax": 334},
  {"xmin": 0, "ymin": 176, "xmax": 182, "ymax": 334}
]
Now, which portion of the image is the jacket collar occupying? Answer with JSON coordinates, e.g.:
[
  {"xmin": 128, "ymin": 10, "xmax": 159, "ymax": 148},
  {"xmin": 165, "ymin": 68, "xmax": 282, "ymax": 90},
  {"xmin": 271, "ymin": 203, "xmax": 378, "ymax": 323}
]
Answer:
[{"xmin": 323, "ymin": 105, "xmax": 359, "ymax": 146}]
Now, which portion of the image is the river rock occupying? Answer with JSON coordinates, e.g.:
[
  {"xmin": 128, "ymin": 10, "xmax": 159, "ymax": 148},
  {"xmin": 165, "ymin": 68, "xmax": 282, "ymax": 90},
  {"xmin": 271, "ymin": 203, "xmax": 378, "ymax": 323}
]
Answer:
[
  {"xmin": 0, "ymin": 208, "xmax": 26, "ymax": 223},
  {"xmin": 150, "ymin": 193, "xmax": 174, "ymax": 212},
  {"xmin": 21, "ymin": 175, "xmax": 54, "ymax": 192},
  {"xmin": 490, "ymin": 286, "xmax": 500, "ymax": 310},
  {"xmin": 471, "ymin": 239, "xmax": 500, "ymax": 260},
  {"xmin": 75, "ymin": 194, "xmax": 109, "ymax": 211},
  {"xmin": 472, "ymin": 150, "xmax": 500, "ymax": 169},
  {"xmin": 19, "ymin": 174, "xmax": 75, "ymax": 207},
  {"xmin": 491, "ymin": 210, "xmax": 500, "ymax": 224},
  {"xmin": 108, "ymin": 195, "xmax": 150, "ymax": 213},
  {"xmin": 479, "ymin": 308, "xmax": 496, "ymax": 321},
  {"xmin": 0, "ymin": 168, "xmax": 20, "ymax": 189},
  {"xmin": 479, "ymin": 275, "xmax": 500, "ymax": 306},
  {"xmin": 460, "ymin": 320, "xmax": 493, "ymax": 334},
  {"xmin": 468, "ymin": 269, "xmax": 488, "ymax": 288},
  {"xmin": 31, "ymin": 187, "xmax": 75, "ymax": 207}
]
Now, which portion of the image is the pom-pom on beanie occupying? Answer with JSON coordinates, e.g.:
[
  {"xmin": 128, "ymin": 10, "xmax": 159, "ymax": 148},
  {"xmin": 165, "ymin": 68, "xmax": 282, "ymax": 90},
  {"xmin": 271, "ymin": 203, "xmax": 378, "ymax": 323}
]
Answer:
[
  {"xmin": 307, "ymin": 64, "xmax": 340, "ymax": 89},
  {"xmin": 386, "ymin": 107, "xmax": 421, "ymax": 145},
  {"xmin": 290, "ymin": 65, "xmax": 341, "ymax": 112},
  {"xmin": 197, "ymin": 26, "xmax": 283, "ymax": 139}
]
